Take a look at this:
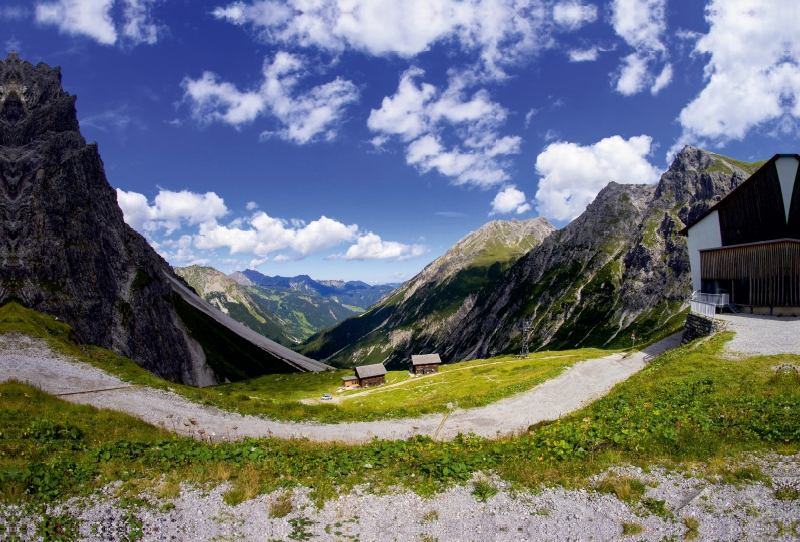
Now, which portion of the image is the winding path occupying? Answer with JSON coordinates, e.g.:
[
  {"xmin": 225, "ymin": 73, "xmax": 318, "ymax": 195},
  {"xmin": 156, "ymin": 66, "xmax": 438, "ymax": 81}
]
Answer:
[{"xmin": 0, "ymin": 332, "xmax": 681, "ymax": 443}]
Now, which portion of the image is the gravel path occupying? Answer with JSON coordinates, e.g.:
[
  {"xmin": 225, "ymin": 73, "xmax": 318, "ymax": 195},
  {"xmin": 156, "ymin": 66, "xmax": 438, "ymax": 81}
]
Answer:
[
  {"xmin": 0, "ymin": 332, "xmax": 680, "ymax": 443},
  {"xmin": 717, "ymin": 313, "xmax": 800, "ymax": 357},
  {"xmin": 3, "ymin": 453, "xmax": 798, "ymax": 541}
]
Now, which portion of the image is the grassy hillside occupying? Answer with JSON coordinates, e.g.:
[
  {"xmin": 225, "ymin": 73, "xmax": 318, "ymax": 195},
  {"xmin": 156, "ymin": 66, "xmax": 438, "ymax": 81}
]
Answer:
[
  {"xmin": 2, "ymin": 323, "xmax": 797, "ymax": 513},
  {"xmin": 0, "ymin": 299, "xmax": 302, "ymax": 387},
  {"xmin": 246, "ymin": 284, "xmax": 360, "ymax": 341}
]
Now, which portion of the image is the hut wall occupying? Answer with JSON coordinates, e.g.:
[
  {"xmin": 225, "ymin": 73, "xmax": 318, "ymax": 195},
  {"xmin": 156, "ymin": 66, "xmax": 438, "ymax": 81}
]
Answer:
[
  {"xmin": 700, "ymin": 241, "xmax": 800, "ymax": 306},
  {"xmin": 359, "ymin": 376, "xmax": 385, "ymax": 387}
]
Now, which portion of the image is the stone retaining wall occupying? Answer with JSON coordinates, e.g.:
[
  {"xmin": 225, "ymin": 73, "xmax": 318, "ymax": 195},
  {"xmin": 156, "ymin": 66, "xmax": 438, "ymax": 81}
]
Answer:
[{"xmin": 681, "ymin": 312, "xmax": 719, "ymax": 345}]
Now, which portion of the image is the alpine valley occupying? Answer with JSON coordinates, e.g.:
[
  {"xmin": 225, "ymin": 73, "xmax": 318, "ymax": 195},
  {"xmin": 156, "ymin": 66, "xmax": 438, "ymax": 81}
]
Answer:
[{"xmin": 297, "ymin": 147, "xmax": 765, "ymax": 369}]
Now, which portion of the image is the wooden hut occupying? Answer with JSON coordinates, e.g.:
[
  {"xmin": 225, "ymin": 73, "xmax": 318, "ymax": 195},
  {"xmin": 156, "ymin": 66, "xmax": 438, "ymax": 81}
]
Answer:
[
  {"xmin": 354, "ymin": 363, "xmax": 387, "ymax": 387},
  {"xmin": 411, "ymin": 354, "xmax": 441, "ymax": 375},
  {"xmin": 341, "ymin": 375, "xmax": 360, "ymax": 390},
  {"xmin": 680, "ymin": 154, "xmax": 800, "ymax": 315}
]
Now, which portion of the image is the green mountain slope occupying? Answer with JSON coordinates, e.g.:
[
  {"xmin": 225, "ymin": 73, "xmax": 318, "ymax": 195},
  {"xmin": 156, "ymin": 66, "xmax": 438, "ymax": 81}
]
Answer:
[
  {"xmin": 173, "ymin": 266, "xmax": 298, "ymax": 346},
  {"xmin": 245, "ymin": 284, "xmax": 361, "ymax": 340},
  {"xmin": 297, "ymin": 217, "xmax": 556, "ymax": 368},
  {"xmin": 435, "ymin": 146, "xmax": 766, "ymax": 359}
]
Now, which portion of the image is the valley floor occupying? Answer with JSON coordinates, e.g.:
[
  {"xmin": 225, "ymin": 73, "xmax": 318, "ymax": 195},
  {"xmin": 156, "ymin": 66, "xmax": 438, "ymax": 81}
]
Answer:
[{"xmin": 0, "ymin": 333, "xmax": 679, "ymax": 443}]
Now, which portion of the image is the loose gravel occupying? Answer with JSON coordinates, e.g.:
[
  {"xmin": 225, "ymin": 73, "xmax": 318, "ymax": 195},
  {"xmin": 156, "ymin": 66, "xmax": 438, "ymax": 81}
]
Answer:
[
  {"xmin": 717, "ymin": 313, "xmax": 800, "ymax": 357},
  {"xmin": 0, "ymin": 332, "xmax": 681, "ymax": 443},
  {"xmin": 2, "ymin": 454, "xmax": 798, "ymax": 541}
]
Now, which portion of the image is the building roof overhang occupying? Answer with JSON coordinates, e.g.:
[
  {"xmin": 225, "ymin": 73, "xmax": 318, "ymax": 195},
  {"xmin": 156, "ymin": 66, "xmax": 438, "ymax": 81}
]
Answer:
[
  {"xmin": 678, "ymin": 153, "xmax": 800, "ymax": 236},
  {"xmin": 411, "ymin": 353, "xmax": 442, "ymax": 366}
]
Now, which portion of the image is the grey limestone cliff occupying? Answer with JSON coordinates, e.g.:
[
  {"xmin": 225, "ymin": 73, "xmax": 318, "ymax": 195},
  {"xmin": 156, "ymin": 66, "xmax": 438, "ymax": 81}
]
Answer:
[{"xmin": 0, "ymin": 52, "xmax": 216, "ymax": 385}]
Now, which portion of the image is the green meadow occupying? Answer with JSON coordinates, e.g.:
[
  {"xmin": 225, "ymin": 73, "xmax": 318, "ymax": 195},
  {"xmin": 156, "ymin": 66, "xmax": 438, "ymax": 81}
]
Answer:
[{"xmin": 1, "ymin": 301, "xmax": 798, "ymax": 511}]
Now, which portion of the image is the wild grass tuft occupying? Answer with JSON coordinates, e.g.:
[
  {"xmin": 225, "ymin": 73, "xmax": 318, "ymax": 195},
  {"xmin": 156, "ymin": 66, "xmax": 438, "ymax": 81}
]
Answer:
[
  {"xmin": 683, "ymin": 517, "xmax": 701, "ymax": 540},
  {"xmin": 269, "ymin": 491, "xmax": 293, "ymax": 518},
  {"xmin": 595, "ymin": 475, "xmax": 646, "ymax": 503},
  {"xmin": 472, "ymin": 480, "xmax": 499, "ymax": 502},
  {"xmin": 621, "ymin": 522, "xmax": 643, "ymax": 535}
]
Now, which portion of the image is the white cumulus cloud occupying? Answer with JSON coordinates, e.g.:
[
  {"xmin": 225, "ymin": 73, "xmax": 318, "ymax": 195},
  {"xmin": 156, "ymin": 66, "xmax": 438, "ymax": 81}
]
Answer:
[
  {"xmin": 120, "ymin": 0, "xmax": 161, "ymax": 45},
  {"xmin": 672, "ymin": 0, "xmax": 800, "ymax": 158},
  {"xmin": 194, "ymin": 212, "xmax": 359, "ymax": 261},
  {"xmin": 35, "ymin": 0, "xmax": 162, "ymax": 46},
  {"xmin": 36, "ymin": 0, "xmax": 117, "ymax": 44},
  {"xmin": 340, "ymin": 233, "xmax": 428, "ymax": 261},
  {"xmin": 534, "ymin": 135, "xmax": 661, "ymax": 221},
  {"xmin": 368, "ymin": 67, "xmax": 521, "ymax": 187},
  {"xmin": 116, "ymin": 188, "xmax": 229, "ymax": 235},
  {"xmin": 553, "ymin": 1, "xmax": 597, "ymax": 31},
  {"xmin": 610, "ymin": 0, "xmax": 671, "ymax": 95},
  {"xmin": 183, "ymin": 51, "xmax": 359, "ymax": 144},
  {"xmin": 490, "ymin": 185, "xmax": 531, "ymax": 215},
  {"xmin": 212, "ymin": 0, "xmax": 551, "ymax": 78}
]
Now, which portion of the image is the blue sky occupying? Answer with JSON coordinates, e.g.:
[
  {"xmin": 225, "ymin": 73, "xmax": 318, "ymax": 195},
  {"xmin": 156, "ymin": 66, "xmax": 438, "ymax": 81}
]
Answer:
[{"xmin": 3, "ymin": 0, "xmax": 799, "ymax": 283}]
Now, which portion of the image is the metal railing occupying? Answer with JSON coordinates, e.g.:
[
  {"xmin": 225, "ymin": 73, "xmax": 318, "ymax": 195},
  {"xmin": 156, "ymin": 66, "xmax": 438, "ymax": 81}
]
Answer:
[
  {"xmin": 690, "ymin": 291, "xmax": 729, "ymax": 307},
  {"xmin": 690, "ymin": 300, "xmax": 717, "ymax": 319}
]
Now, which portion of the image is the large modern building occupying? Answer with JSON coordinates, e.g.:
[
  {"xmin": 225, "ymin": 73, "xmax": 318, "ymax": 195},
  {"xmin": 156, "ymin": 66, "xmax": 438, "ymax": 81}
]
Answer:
[{"xmin": 681, "ymin": 154, "xmax": 800, "ymax": 315}]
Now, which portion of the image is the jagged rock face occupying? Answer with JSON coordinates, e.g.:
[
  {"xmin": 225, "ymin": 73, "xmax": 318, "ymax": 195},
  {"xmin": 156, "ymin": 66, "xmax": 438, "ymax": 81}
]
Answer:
[
  {"xmin": 0, "ymin": 52, "xmax": 214, "ymax": 385},
  {"xmin": 438, "ymin": 146, "xmax": 758, "ymax": 359},
  {"xmin": 297, "ymin": 217, "xmax": 555, "ymax": 368}
]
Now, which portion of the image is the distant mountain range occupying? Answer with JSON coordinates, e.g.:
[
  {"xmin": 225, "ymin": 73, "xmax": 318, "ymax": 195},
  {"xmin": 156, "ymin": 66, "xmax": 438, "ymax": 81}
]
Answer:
[
  {"xmin": 231, "ymin": 270, "xmax": 396, "ymax": 309},
  {"xmin": 297, "ymin": 147, "xmax": 765, "ymax": 369},
  {"xmin": 175, "ymin": 267, "xmax": 398, "ymax": 343}
]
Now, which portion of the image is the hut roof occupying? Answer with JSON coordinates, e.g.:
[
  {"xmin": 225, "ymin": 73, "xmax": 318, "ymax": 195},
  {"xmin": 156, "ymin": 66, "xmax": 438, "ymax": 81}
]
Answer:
[
  {"xmin": 411, "ymin": 354, "xmax": 442, "ymax": 366},
  {"xmin": 341, "ymin": 376, "xmax": 359, "ymax": 382},
  {"xmin": 354, "ymin": 363, "xmax": 387, "ymax": 379},
  {"xmin": 679, "ymin": 153, "xmax": 799, "ymax": 236}
]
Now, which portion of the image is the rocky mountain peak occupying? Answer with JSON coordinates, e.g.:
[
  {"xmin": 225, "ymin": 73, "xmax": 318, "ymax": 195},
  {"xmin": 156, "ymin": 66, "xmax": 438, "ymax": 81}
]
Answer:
[
  {"xmin": 229, "ymin": 271, "xmax": 254, "ymax": 286},
  {"xmin": 654, "ymin": 145, "xmax": 756, "ymax": 226},
  {"xmin": 0, "ymin": 52, "xmax": 78, "ymax": 144}
]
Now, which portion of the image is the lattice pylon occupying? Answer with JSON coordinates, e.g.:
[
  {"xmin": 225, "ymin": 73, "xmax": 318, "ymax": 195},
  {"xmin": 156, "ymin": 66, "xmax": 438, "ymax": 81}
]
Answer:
[{"xmin": 519, "ymin": 319, "xmax": 533, "ymax": 358}]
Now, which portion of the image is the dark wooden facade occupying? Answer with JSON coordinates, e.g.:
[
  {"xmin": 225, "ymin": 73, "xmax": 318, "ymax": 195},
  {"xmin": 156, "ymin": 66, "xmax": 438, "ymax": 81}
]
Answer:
[
  {"xmin": 701, "ymin": 240, "xmax": 800, "ymax": 307},
  {"xmin": 683, "ymin": 154, "xmax": 800, "ymax": 310},
  {"xmin": 358, "ymin": 375, "xmax": 385, "ymax": 387},
  {"xmin": 716, "ymin": 164, "xmax": 800, "ymax": 245}
]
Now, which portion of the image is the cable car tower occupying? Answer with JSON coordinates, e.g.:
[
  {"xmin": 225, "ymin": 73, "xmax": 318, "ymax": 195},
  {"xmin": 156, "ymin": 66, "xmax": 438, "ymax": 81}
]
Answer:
[{"xmin": 518, "ymin": 318, "xmax": 533, "ymax": 358}]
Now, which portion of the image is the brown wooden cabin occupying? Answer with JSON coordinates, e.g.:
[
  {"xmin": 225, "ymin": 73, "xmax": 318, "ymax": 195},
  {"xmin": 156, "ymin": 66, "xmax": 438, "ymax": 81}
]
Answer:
[
  {"xmin": 341, "ymin": 376, "xmax": 360, "ymax": 390},
  {"xmin": 354, "ymin": 363, "xmax": 387, "ymax": 387},
  {"xmin": 681, "ymin": 154, "xmax": 800, "ymax": 316},
  {"xmin": 411, "ymin": 353, "xmax": 441, "ymax": 375}
]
